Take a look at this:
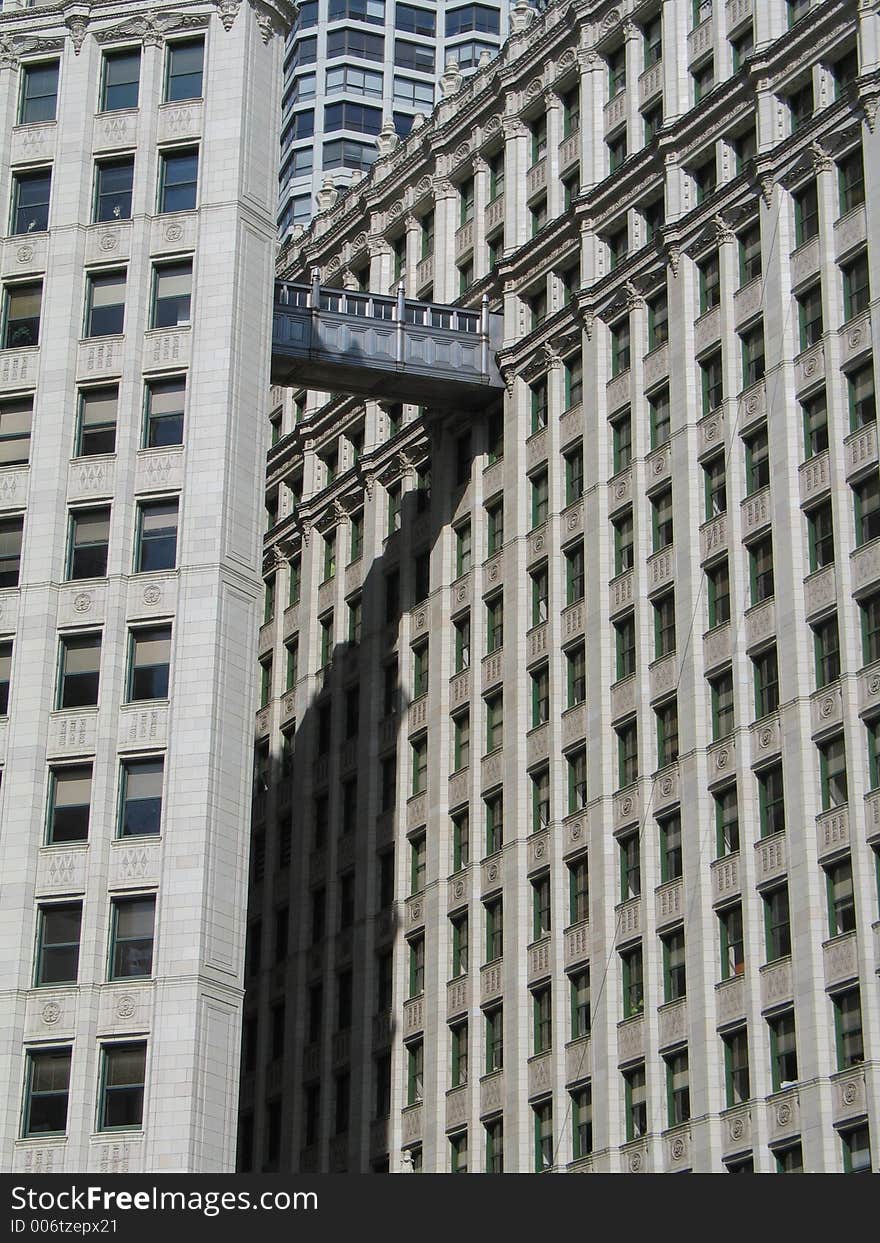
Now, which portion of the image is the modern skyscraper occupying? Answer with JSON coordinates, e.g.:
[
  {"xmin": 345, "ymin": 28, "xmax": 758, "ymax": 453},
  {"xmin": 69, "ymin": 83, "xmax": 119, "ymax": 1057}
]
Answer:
[
  {"xmin": 247, "ymin": 0, "xmax": 880, "ymax": 1174},
  {"xmin": 0, "ymin": 0, "xmax": 292, "ymax": 1173},
  {"xmin": 278, "ymin": 0, "xmax": 511, "ymax": 234}
]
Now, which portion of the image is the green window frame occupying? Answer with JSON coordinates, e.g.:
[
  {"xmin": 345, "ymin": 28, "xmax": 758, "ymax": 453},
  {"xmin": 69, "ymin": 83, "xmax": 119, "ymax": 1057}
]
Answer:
[
  {"xmin": 532, "ymin": 984, "xmax": 552, "ymax": 1053},
  {"xmin": 659, "ymin": 813, "xmax": 682, "ymax": 883},
  {"xmin": 611, "ymin": 317, "xmax": 631, "ymax": 376},
  {"xmin": 708, "ymin": 559, "xmax": 731, "ymax": 627},
  {"xmin": 763, "ymin": 884, "xmax": 791, "ymax": 962},
  {"xmin": 486, "ymin": 497, "xmax": 504, "ymax": 555},
  {"xmin": 452, "ymin": 709, "xmax": 470, "ymax": 772},
  {"xmin": 108, "ymin": 896, "xmax": 155, "ymax": 980},
  {"xmin": 611, "ymin": 407, "xmax": 632, "ymax": 473},
  {"xmin": 532, "ymin": 875, "xmax": 551, "ymax": 941},
  {"xmin": 714, "ymin": 785, "xmax": 739, "ymax": 857},
  {"xmin": 710, "ymin": 669, "xmax": 735, "ymax": 740},
  {"xmin": 46, "ymin": 764, "xmax": 92, "ymax": 845},
  {"xmin": 738, "ymin": 223, "xmax": 762, "ymax": 286},
  {"xmin": 570, "ymin": 968, "xmax": 590, "ymax": 1039},
  {"xmin": 409, "ymin": 832, "xmax": 426, "ymax": 896},
  {"xmin": 767, "ymin": 1009, "xmax": 798, "ymax": 1091},
  {"xmin": 621, "ymin": 944, "xmax": 644, "ymax": 1018},
  {"xmin": 22, "ymin": 1047, "xmax": 71, "ymax": 1138},
  {"xmin": 753, "ymin": 644, "xmax": 779, "ymax": 719},
  {"xmin": 533, "ymin": 1100, "xmax": 553, "ymax": 1172},
  {"xmin": 854, "ymin": 473, "xmax": 880, "ymax": 546},
  {"xmin": 617, "ymin": 719, "xmax": 638, "ymax": 788},
  {"xmin": 656, "ymin": 698, "xmax": 679, "ymax": 767},
  {"xmin": 740, "ymin": 322, "xmax": 765, "ymax": 389},
  {"xmin": 454, "ymin": 613, "xmax": 471, "ymax": 672},
  {"xmin": 485, "ymin": 692, "xmax": 503, "ymax": 754},
  {"xmin": 819, "ymin": 735, "xmax": 848, "ymax": 809},
  {"xmin": 842, "ymin": 252, "xmax": 870, "ymax": 322},
  {"xmin": 410, "ymin": 735, "xmax": 428, "ymax": 795},
  {"xmin": 450, "ymin": 1020, "xmax": 468, "ymax": 1089},
  {"xmin": 485, "ymin": 1118, "xmax": 503, "ymax": 1172},
  {"xmin": 406, "ymin": 1039, "xmax": 423, "ymax": 1104},
  {"xmin": 412, "ymin": 640, "xmax": 428, "ymax": 698},
  {"xmin": 531, "ymin": 764, "xmax": 550, "ymax": 831},
  {"xmin": 565, "ymin": 541, "xmax": 585, "ymax": 605},
  {"xmin": 568, "ymin": 857, "xmax": 589, "ymax": 925},
  {"xmin": 35, "ymin": 903, "xmax": 82, "ymax": 987},
  {"xmin": 838, "ymin": 148, "xmax": 865, "ymax": 216},
  {"xmin": 619, "ymin": 831, "xmax": 640, "ymax": 900},
  {"xmin": 862, "ymin": 593, "xmax": 880, "ymax": 665},
  {"xmin": 485, "ymin": 796, "xmax": 503, "ymax": 857},
  {"xmin": 719, "ymin": 903, "xmax": 744, "ymax": 979},
  {"xmin": 749, "ymin": 535, "xmax": 774, "ymax": 605},
  {"xmin": 797, "ymin": 282, "xmax": 823, "ymax": 351},
  {"xmin": 832, "ymin": 988, "xmax": 864, "ymax": 1070},
  {"xmin": 649, "ymin": 387, "xmax": 671, "ymax": 450},
  {"xmin": 794, "ymin": 180, "xmax": 819, "ymax": 246},
  {"xmin": 665, "ymin": 1049, "xmax": 690, "ymax": 1125},
  {"xmin": 451, "ymin": 913, "xmax": 468, "ymax": 978},
  {"xmin": 700, "ymin": 348, "xmax": 723, "ymax": 414},
  {"xmin": 564, "ymin": 444, "xmax": 584, "ymax": 505},
  {"xmin": 698, "ymin": 252, "xmax": 720, "ymax": 314},
  {"xmin": 847, "ymin": 363, "xmax": 876, "ymax": 432},
  {"xmin": 96, "ymin": 1042, "xmax": 147, "ymax": 1132},
  {"xmin": 615, "ymin": 613, "xmax": 636, "ymax": 680},
  {"xmin": 758, "ymin": 763, "xmax": 785, "ymax": 837},
  {"xmin": 623, "ymin": 1064, "xmax": 646, "ymax": 1141},
  {"xmin": 813, "ymin": 614, "xmax": 840, "ymax": 688},
  {"xmin": 566, "ymin": 642, "xmax": 586, "ymax": 706},
  {"xmin": 564, "ymin": 355, "xmax": 583, "ymax": 409},
  {"xmin": 653, "ymin": 591, "xmax": 676, "ymax": 659},
  {"xmin": 723, "ymin": 1027, "xmax": 750, "ymax": 1107},
  {"xmin": 571, "ymin": 1084, "xmax": 592, "ymax": 1158},
  {"xmin": 567, "ymin": 748, "xmax": 588, "ymax": 814},
  {"xmin": 408, "ymin": 935, "xmax": 424, "ymax": 998},
  {"xmin": 613, "ymin": 511, "xmax": 634, "ymax": 575},
  {"xmin": 825, "ymin": 857, "xmax": 856, "ymax": 937},
  {"xmin": 651, "ymin": 487, "xmax": 673, "ymax": 551},
  {"xmin": 452, "ymin": 809, "xmax": 469, "ymax": 872},
  {"xmin": 485, "ymin": 1004, "xmax": 503, "ymax": 1071},
  {"xmin": 841, "ymin": 1125, "xmax": 872, "ymax": 1174},
  {"xmin": 648, "ymin": 294, "xmax": 668, "ymax": 352},
  {"xmin": 662, "ymin": 927, "xmax": 686, "ymax": 1001},
  {"xmin": 530, "ymin": 469, "xmax": 549, "ymax": 529}
]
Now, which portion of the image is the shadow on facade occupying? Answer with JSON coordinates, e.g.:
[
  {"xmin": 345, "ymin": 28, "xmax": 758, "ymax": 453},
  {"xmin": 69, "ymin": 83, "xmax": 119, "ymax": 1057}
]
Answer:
[{"xmin": 235, "ymin": 403, "xmax": 498, "ymax": 1173}]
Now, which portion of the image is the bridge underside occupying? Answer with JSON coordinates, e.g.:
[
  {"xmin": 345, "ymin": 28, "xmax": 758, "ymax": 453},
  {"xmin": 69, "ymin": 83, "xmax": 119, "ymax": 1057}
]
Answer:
[{"xmin": 270, "ymin": 348, "xmax": 502, "ymax": 409}]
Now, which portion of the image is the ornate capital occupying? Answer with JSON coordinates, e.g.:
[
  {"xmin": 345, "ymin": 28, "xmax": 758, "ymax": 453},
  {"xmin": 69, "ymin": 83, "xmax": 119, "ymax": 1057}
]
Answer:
[
  {"xmin": 542, "ymin": 341, "xmax": 563, "ymax": 371},
  {"xmin": 665, "ymin": 243, "xmax": 680, "ymax": 279},
  {"xmin": 624, "ymin": 281, "xmax": 645, "ymax": 312},
  {"xmin": 65, "ymin": 14, "xmax": 90, "ymax": 55},
  {"xmin": 712, "ymin": 213, "xmax": 735, "ymax": 245},
  {"xmin": 807, "ymin": 140, "xmax": 833, "ymax": 174},
  {"xmin": 214, "ymin": 0, "xmax": 242, "ymax": 30},
  {"xmin": 0, "ymin": 35, "xmax": 17, "ymax": 72}
]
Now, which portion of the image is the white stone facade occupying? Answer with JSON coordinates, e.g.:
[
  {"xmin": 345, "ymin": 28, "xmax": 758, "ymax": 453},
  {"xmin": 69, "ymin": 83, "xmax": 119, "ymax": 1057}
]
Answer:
[
  {"xmin": 248, "ymin": 0, "xmax": 880, "ymax": 1173},
  {"xmin": 0, "ymin": 0, "xmax": 292, "ymax": 1173}
]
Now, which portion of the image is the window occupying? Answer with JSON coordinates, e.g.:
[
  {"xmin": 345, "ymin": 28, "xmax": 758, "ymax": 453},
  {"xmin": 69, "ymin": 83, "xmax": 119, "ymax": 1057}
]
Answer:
[
  {"xmin": 564, "ymin": 354, "xmax": 583, "ymax": 410},
  {"xmin": 67, "ymin": 508, "xmax": 110, "ymax": 581},
  {"xmin": 84, "ymin": 270, "xmax": 126, "ymax": 338},
  {"xmin": 801, "ymin": 388, "xmax": 828, "ymax": 460},
  {"xmin": 643, "ymin": 197, "xmax": 665, "ymax": 242},
  {"xmin": 775, "ymin": 1143, "xmax": 803, "ymax": 1173},
  {"xmin": 453, "ymin": 711, "xmax": 469, "ymax": 772},
  {"xmin": 71, "ymin": 386, "xmax": 116, "ymax": 458},
  {"xmin": 394, "ymin": 39, "xmax": 433, "ymax": 73},
  {"xmin": 814, "ymin": 615, "xmax": 840, "ymax": 688},
  {"xmin": 788, "ymin": 80, "xmax": 814, "ymax": 132},
  {"xmin": 753, "ymin": 645, "xmax": 779, "ymax": 718},
  {"xmin": 0, "ymin": 515, "xmax": 23, "ymax": 588},
  {"xmin": 127, "ymin": 626, "xmax": 171, "ymax": 702},
  {"xmin": 564, "ymin": 445, "xmax": 584, "ymax": 507},
  {"xmin": 608, "ymin": 44, "xmax": 626, "ymax": 98},
  {"xmin": 843, "ymin": 253, "xmax": 870, "ymax": 322},
  {"xmin": 768, "ymin": 1009, "xmax": 798, "ymax": 1090},
  {"xmin": 826, "ymin": 857, "xmax": 856, "ymax": 936},
  {"xmin": 794, "ymin": 181, "xmax": 819, "ymax": 247},
  {"xmin": 566, "ymin": 643, "xmax": 586, "ymax": 707},
  {"xmin": 694, "ymin": 154, "xmax": 717, "ymax": 204},
  {"xmin": 738, "ymin": 224, "xmax": 762, "ymax": 287},
  {"xmin": 10, "ymin": 168, "xmax": 51, "ymax": 236},
  {"xmin": 35, "ymin": 903, "xmax": 82, "ymax": 985},
  {"xmin": 528, "ymin": 765, "xmax": 550, "ymax": 834},
  {"xmin": 451, "ymin": 809, "xmax": 469, "ymax": 873},
  {"xmin": 486, "ymin": 593, "xmax": 503, "ymax": 654},
  {"xmin": 838, "ymin": 148, "xmax": 865, "ymax": 215},
  {"xmin": 656, "ymin": 698, "xmax": 679, "ymax": 767},
  {"xmin": 744, "ymin": 426, "xmax": 769, "ymax": 495},
  {"xmin": 408, "ymin": 935, "xmax": 425, "ymax": 999},
  {"xmin": 158, "ymin": 148, "xmax": 198, "ymax": 213},
  {"xmin": 833, "ymin": 989, "xmax": 864, "ymax": 1069},
  {"xmin": 715, "ymin": 785, "xmax": 739, "ymax": 856},
  {"xmin": 797, "ymin": 282, "xmax": 823, "ymax": 351},
  {"xmin": 485, "ymin": 1118, "xmax": 503, "ymax": 1173},
  {"xmin": 118, "ymin": 757, "xmax": 163, "ymax": 837},
  {"xmin": 611, "ymin": 318, "xmax": 630, "ymax": 377},
  {"xmin": 322, "ymin": 138, "xmax": 377, "ymax": 173},
  {"xmin": 150, "ymin": 261, "xmax": 191, "ymax": 329},
  {"xmin": 22, "ymin": 1048, "xmax": 71, "ymax": 1138},
  {"xmin": 756, "ymin": 762, "xmax": 785, "ymax": 838},
  {"xmin": 2, "ymin": 280, "xmax": 42, "ymax": 348},
  {"xmin": 662, "ymin": 928, "xmax": 686, "ymax": 1002},
  {"xmin": 91, "ymin": 157, "xmax": 134, "ymax": 226},
  {"xmin": 135, "ymin": 500, "xmax": 178, "ymax": 573},
  {"xmin": 699, "ymin": 252, "xmax": 720, "ymax": 314},
  {"xmin": 613, "ymin": 511, "xmax": 634, "ymax": 577},
  {"xmin": 485, "ymin": 1004, "xmax": 503, "ymax": 1070},
  {"xmin": 719, "ymin": 903, "xmax": 744, "ymax": 978},
  {"xmin": 0, "ymin": 641, "xmax": 11, "ymax": 715},
  {"xmin": 854, "ymin": 473, "xmax": 880, "ymax": 546},
  {"xmin": 701, "ymin": 349, "xmax": 723, "ymax": 414},
  {"xmin": 101, "ymin": 49, "xmax": 140, "ymax": 112},
  {"xmin": 411, "ymin": 735, "xmax": 428, "ymax": 795},
  {"xmin": 485, "ymin": 795, "xmax": 503, "ymax": 857},
  {"xmin": 19, "ymin": 61, "xmax": 59, "ymax": 124},
  {"xmin": 453, "ymin": 614, "xmax": 470, "ymax": 673},
  {"xmin": 647, "ymin": 294, "xmax": 668, "ymax": 353},
  {"xmin": 703, "ymin": 455, "xmax": 726, "ymax": 522},
  {"xmin": 842, "ymin": 1125, "xmax": 872, "ymax": 1174},
  {"xmin": 324, "ymin": 101, "xmax": 382, "ymax": 136},
  {"xmin": 108, "ymin": 896, "xmax": 155, "ymax": 979},
  {"xmin": 652, "ymin": 488, "xmax": 673, "ymax": 551},
  {"xmin": 608, "ymin": 225, "xmax": 628, "ymax": 271},
  {"xmin": 451, "ymin": 912, "xmax": 468, "ymax": 980},
  {"xmin": 643, "ymin": 101, "xmax": 663, "ymax": 144},
  {"xmin": 565, "ymin": 542, "xmax": 585, "ymax": 605},
  {"xmin": 732, "ymin": 125, "xmax": 757, "ymax": 174},
  {"xmin": 820, "ymin": 736, "xmax": 848, "ymax": 809},
  {"xmin": 649, "ymin": 387, "xmax": 671, "ymax": 450},
  {"xmin": 615, "ymin": 613, "xmax": 636, "ymax": 681},
  {"xmin": 710, "ymin": 670, "xmax": 735, "ymax": 740},
  {"xmin": 693, "ymin": 57, "xmax": 714, "ymax": 103},
  {"xmin": 529, "ymin": 377, "xmax": 548, "ymax": 436},
  {"xmin": 741, "ymin": 322, "xmax": 765, "ymax": 388},
  {"xmin": 530, "ymin": 664, "xmax": 549, "ymax": 730},
  {"xmin": 485, "ymin": 692, "xmax": 503, "ymax": 754},
  {"xmin": 611, "ymin": 408, "xmax": 632, "ymax": 474},
  {"xmin": 322, "ymin": 530, "xmax": 336, "ymax": 583},
  {"xmin": 567, "ymin": 749, "xmax": 588, "ymax": 814},
  {"xmin": 723, "ymin": 1028, "xmax": 750, "ymax": 1106},
  {"xmin": 666, "ymin": 1050, "xmax": 690, "ymax": 1125},
  {"xmin": 98, "ymin": 1043, "xmax": 146, "ymax": 1131},
  {"xmin": 653, "ymin": 592, "xmax": 676, "ymax": 659},
  {"xmin": 848, "ymin": 362, "xmax": 875, "ymax": 431},
  {"xmin": 533, "ymin": 984, "xmax": 552, "ymax": 1051},
  {"xmin": 763, "ymin": 885, "xmax": 791, "ymax": 962},
  {"xmin": 531, "ymin": 470, "xmax": 548, "ymax": 530},
  {"xmin": 409, "ymin": 831, "xmax": 426, "ymax": 897},
  {"xmin": 165, "ymin": 37, "xmax": 204, "ymax": 102},
  {"xmin": 620, "ymin": 832, "xmax": 640, "ymax": 902},
  {"xmin": 617, "ymin": 719, "xmax": 638, "ymax": 787},
  {"xmin": 534, "ymin": 1101, "xmax": 553, "ymax": 1173},
  {"xmin": 46, "ymin": 764, "xmax": 91, "ymax": 844},
  {"xmin": 750, "ymin": 536, "xmax": 774, "ymax": 604},
  {"xmin": 660, "ymin": 813, "xmax": 683, "ymax": 884},
  {"xmin": 624, "ymin": 1064, "xmax": 646, "ymax": 1140},
  {"xmin": 862, "ymin": 593, "xmax": 880, "ymax": 666},
  {"xmin": 707, "ymin": 559, "xmax": 730, "ymax": 628},
  {"xmin": 57, "ymin": 633, "xmax": 101, "ymax": 709}
]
